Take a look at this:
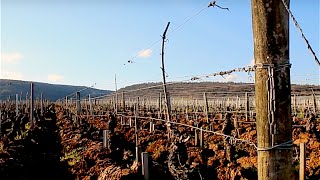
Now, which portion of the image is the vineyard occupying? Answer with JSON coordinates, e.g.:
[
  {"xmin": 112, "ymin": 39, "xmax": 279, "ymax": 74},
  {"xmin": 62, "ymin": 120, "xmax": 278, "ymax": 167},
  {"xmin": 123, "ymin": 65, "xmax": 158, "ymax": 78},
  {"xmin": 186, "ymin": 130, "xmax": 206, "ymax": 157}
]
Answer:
[{"xmin": 0, "ymin": 89, "xmax": 319, "ymax": 180}]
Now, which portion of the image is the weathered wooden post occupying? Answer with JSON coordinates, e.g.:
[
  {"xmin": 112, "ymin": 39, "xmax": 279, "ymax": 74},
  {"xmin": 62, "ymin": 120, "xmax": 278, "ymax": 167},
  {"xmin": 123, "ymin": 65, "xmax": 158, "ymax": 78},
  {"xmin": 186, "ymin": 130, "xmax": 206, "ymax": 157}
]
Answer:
[
  {"xmin": 203, "ymin": 92, "xmax": 209, "ymax": 123},
  {"xmin": 185, "ymin": 107, "xmax": 189, "ymax": 120},
  {"xmin": 137, "ymin": 97, "xmax": 140, "ymax": 115},
  {"xmin": 293, "ymin": 94, "xmax": 297, "ymax": 114},
  {"xmin": 209, "ymin": 123, "xmax": 213, "ymax": 131},
  {"xmin": 115, "ymin": 74, "xmax": 118, "ymax": 114},
  {"xmin": 299, "ymin": 142, "xmax": 306, "ymax": 180},
  {"xmin": 245, "ymin": 92, "xmax": 250, "ymax": 121},
  {"xmin": 40, "ymin": 93, "xmax": 43, "ymax": 116},
  {"xmin": 233, "ymin": 117, "xmax": 239, "ymax": 137},
  {"xmin": 134, "ymin": 103, "xmax": 139, "ymax": 162},
  {"xmin": 158, "ymin": 93, "xmax": 162, "ymax": 119},
  {"xmin": 112, "ymin": 96, "xmax": 115, "ymax": 112},
  {"xmin": 88, "ymin": 94, "xmax": 93, "ymax": 116},
  {"xmin": 141, "ymin": 152, "xmax": 152, "ymax": 180},
  {"xmin": 194, "ymin": 128, "xmax": 198, "ymax": 147},
  {"xmin": 311, "ymin": 90, "xmax": 316, "ymax": 114},
  {"xmin": 103, "ymin": 130, "xmax": 110, "ymax": 149},
  {"xmin": 200, "ymin": 127, "xmax": 203, "ymax": 148},
  {"xmin": 85, "ymin": 99, "xmax": 89, "ymax": 118},
  {"xmin": 15, "ymin": 94, "xmax": 19, "ymax": 117},
  {"xmin": 103, "ymin": 130, "xmax": 107, "ymax": 148},
  {"xmin": 65, "ymin": 96, "xmax": 68, "ymax": 109},
  {"xmin": 76, "ymin": 91, "xmax": 81, "ymax": 125},
  {"xmin": 236, "ymin": 95, "xmax": 239, "ymax": 109},
  {"xmin": 122, "ymin": 91, "xmax": 125, "ymax": 112},
  {"xmin": 149, "ymin": 121, "xmax": 153, "ymax": 133},
  {"xmin": 161, "ymin": 22, "xmax": 172, "ymax": 137},
  {"xmin": 30, "ymin": 83, "xmax": 34, "ymax": 129},
  {"xmin": 252, "ymin": 0, "xmax": 292, "ymax": 179},
  {"xmin": 129, "ymin": 117, "xmax": 132, "ymax": 127},
  {"xmin": 19, "ymin": 92, "xmax": 22, "ymax": 108},
  {"xmin": 25, "ymin": 92, "xmax": 29, "ymax": 114}
]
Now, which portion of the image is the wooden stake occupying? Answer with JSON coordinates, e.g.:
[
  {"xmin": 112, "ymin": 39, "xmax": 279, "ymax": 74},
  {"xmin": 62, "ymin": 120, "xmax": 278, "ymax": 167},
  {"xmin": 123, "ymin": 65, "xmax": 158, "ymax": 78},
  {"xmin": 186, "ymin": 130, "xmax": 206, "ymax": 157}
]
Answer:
[
  {"xmin": 293, "ymin": 94, "xmax": 297, "ymax": 114},
  {"xmin": 252, "ymin": 0, "xmax": 292, "ymax": 179},
  {"xmin": 141, "ymin": 152, "xmax": 151, "ymax": 179},
  {"xmin": 149, "ymin": 121, "xmax": 153, "ymax": 133},
  {"xmin": 161, "ymin": 22, "xmax": 171, "ymax": 125},
  {"xmin": 76, "ymin": 91, "xmax": 81, "ymax": 125},
  {"xmin": 158, "ymin": 93, "xmax": 162, "ymax": 119},
  {"xmin": 134, "ymin": 103, "xmax": 139, "ymax": 161},
  {"xmin": 311, "ymin": 89, "xmax": 317, "ymax": 114},
  {"xmin": 30, "ymin": 83, "xmax": 34, "ymax": 129},
  {"xmin": 115, "ymin": 74, "xmax": 118, "ymax": 114},
  {"xmin": 203, "ymin": 92, "xmax": 209, "ymax": 123},
  {"xmin": 200, "ymin": 127, "xmax": 203, "ymax": 148},
  {"xmin": 299, "ymin": 143, "xmax": 306, "ymax": 180},
  {"xmin": 89, "ymin": 94, "xmax": 93, "ymax": 115},
  {"xmin": 245, "ymin": 92, "xmax": 249, "ymax": 121},
  {"xmin": 40, "ymin": 93, "xmax": 43, "ymax": 116},
  {"xmin": 15, "ymin": 94, "xmax": 19, "ymax": 117},
  {"xmin": 122, "ymin": 91, "xmax": 125, "ymax": 112}
]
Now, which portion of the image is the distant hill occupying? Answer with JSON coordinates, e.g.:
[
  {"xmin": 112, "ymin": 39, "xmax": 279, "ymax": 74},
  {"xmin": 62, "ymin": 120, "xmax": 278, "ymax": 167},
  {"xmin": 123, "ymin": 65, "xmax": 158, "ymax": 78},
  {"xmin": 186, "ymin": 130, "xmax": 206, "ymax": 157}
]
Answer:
[
  {"xmin": 118, "ymin": 82, "xmax": 320, "ymax": 99},
  {"xmin": 1, "ymin": 79, "xmax": 318, "ymax": 101},
  {"xmin": 0, "ymin": 79, "xmax": 112, "ymax": 101}
]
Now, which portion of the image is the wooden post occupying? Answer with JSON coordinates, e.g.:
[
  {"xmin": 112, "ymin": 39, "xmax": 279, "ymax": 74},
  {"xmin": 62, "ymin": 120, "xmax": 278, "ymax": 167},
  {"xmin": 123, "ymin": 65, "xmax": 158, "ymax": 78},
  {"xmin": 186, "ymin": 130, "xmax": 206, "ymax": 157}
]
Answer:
[
  {"xmin": 311, "ymin": 89, "xmax": 316, "ymax": 114},
  {"xmin": 103, "ymin": 130, "xmax": 110, "ymax": 149},
  {"xmin": 158, "ymin": 93, "xmax": 162, "ymax": 119},
  {"xmin": 30, "ymin": 83, "xmax": 34, "ymax": 129},
  {"xmin": 115, "ymin": 74, "xmax": 118, "ymax": 114},
  {"xmin": 65, "ymin": 96, "xmax": 68, "ymax": 109},
  {"xmin": 76, "ymin": 91, "xmax": 81, "ymax": 124},
  {"xmin": 134, "ymin": 103, "xmax": 139, "ymax": 162},
  {"xmin": 122, "ymin": 91, "xmax": 125, "ymax": 112},
  {"xmin": 203, "ymin": 92, "xmax": 209, "ymax": 123},
  {"xmin": 194, "ymin": 128, "xmax": 198, "ymax": 147},
  {"xmin": 299, "ymin": 143, "xmax": 306, "ymax": 180},
  {"xmin": 185, "ymin": 107, "xmax": 189, "ymax": 120},
  {"xmin": 252, "ymin": 0, "xmax": 292, "ymax": 179},
  {"xmin": 293, "ymin": 94, "xmax": 297, "ymax": 114},
  {"xmin": 149, "ymin": 121, "xmax": 153, "ymax": 133},
  {"xmin": 15, "ymin": 94, "xmax": 19, "ymax": 117},
  {"xmin": 25, "ymin": 92, "xmax": 29, "ymax": 114},
  {"xmin": 20, "ymin": 92, "xmax": 22, "ymax": 108},
  {"xmin": 85, "ymin": 99, "xmax": 89, "ymax": 118},
  {"xmin": 236, "ymin": 95, "xmax": 239, "ymax": 109},
  {"xmin": 141, "ymin": 152, "xmax": 152, "ymax": 180},
  {"xmin": 89, "ymin": 94, "xmax": 93, "ymax": 115},
  {"xmin": 233, "ymin": 117, "xmax": 239, "ymax": 137},
  {"xmin": 200, "ymin": 127, "xmax": 203, "ymax": 148},
  {"xmin": 40, "ymin": 93, "xmax": 43, "ymax": 116},
  {"xmin": 137, "ymin": 97, "xmax": 140, "ymax": 115},
  {"xmin": 129, "ymin": 117, "xmax": 132, "ymax": 127},
  {"xmin": 161, "ymin": 22, "xmax": 171, "ymax": 131},
  {"xmin": 245, "ymin": 92, "xmax": 249, "ymax": 121}
]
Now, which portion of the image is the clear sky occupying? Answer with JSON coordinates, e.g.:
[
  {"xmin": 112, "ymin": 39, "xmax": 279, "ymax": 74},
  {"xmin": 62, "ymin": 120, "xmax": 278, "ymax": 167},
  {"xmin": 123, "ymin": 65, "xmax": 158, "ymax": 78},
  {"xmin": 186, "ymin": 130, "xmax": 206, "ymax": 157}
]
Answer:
[{"xmin": 1, "ymin": 0, "xmax": 319, "ymax": 90}]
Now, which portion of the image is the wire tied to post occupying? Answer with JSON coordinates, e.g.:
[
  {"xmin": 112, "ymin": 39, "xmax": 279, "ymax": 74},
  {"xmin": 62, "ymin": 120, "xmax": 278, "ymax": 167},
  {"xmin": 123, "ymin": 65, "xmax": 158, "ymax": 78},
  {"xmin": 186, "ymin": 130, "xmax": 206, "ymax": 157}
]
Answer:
[{"xmin": 257, "ymin": 140, "xmax": 293, "ymax": 151}]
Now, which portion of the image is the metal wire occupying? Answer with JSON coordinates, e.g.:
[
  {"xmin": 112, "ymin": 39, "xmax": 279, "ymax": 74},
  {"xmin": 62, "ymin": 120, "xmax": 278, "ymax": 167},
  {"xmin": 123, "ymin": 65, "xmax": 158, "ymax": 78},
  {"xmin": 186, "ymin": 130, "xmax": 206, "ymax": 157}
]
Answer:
[{"xmin": 115, "ymin": 114, "xmax": 258, "ymax": 149}]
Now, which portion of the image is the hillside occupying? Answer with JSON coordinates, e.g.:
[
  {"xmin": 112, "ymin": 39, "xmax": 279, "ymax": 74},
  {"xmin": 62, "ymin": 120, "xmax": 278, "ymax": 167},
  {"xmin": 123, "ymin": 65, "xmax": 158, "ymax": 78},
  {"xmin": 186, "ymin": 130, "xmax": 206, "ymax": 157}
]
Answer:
[
  {"xmin": 0, "ymin": 79, "xmax": 112, "ymax": 101},
  {"xmin": 117, "ymin": 82, "xmax": 320, "ymax": 99}
]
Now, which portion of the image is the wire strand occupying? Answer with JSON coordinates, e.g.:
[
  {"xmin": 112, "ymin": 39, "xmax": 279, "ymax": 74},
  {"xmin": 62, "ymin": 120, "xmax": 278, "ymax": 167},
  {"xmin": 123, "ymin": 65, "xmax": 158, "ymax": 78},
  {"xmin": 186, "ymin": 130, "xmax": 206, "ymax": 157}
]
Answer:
[{"xmin": 125, "ymin": 3, "xmax": 210, "ymax": 65}]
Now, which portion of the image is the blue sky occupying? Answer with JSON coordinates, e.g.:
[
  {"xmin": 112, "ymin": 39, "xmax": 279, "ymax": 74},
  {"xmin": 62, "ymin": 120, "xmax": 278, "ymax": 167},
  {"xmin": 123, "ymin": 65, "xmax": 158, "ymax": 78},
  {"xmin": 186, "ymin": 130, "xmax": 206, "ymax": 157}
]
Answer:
[{"xmin": 1, "ymin": 0, "xmax": 319, "ymax": 90}]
